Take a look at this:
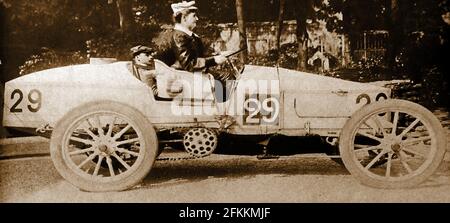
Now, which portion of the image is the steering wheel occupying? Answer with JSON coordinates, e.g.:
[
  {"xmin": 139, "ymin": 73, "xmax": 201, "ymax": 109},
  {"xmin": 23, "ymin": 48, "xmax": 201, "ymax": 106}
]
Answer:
[{"xmin": 224, "ymin": 48, "xmax": 247, "ymax": 79}]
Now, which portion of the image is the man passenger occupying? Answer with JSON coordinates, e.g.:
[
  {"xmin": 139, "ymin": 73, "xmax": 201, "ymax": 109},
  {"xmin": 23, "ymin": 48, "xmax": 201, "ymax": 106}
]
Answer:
[{"xmin": 130, "ymin": 45, "xmax": 158, "ymax": 96}]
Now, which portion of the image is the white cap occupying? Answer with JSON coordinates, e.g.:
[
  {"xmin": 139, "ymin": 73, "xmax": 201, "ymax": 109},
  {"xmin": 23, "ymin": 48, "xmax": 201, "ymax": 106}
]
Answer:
[{"xmin": 171, "ymin": 1, "xmax": 197, "ymax": 16}]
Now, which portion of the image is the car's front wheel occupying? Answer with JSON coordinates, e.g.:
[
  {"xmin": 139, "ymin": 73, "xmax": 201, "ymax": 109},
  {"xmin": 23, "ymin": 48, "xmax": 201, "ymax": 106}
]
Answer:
[
  {"xmin": 339, "ymin": 99, "xmax": 446, "ymax": 188},
  {"xmin": 50, "ymin": 101, "xmax": 158, "ymax": 192}
]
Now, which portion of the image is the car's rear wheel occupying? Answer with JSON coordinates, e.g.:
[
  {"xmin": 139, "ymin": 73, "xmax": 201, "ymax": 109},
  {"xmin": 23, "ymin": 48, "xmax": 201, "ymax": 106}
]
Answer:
[
  {"xmin": 50, "ymin": 101, "xmax": 158, "ymax": 192},
  {"xmin": 339, "ymin": 99, "xmax": 446, "ymax": 188}
]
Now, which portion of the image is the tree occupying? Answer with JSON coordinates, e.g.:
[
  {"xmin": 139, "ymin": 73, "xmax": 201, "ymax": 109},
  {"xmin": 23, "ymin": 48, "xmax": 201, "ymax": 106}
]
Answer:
[
  {"xmin": 235, "ymin": 0, "xmax": 248, "ymax": 63},
  {"xmin": 384, "ymin": 0, "xmax": 407, "ymax": 77},
  {"xmin": 0, "ymin": 0, "xmax": 136, "ymax": 80},
  {"xmin": 288, "ymin": 0, "xmax": 316, "ymax": 70},
  {"xmin": 324, "ymin": 0, "xmax": 449, "ymax": 107},
  {"xmin": 325, "ymin": 0, "xmax": 448, "ymax": 68},
  {"xmin": 1, "ymin": 0, "xmax": 88, "ymax": 81},
  {"xmin": 275, "ymin": 0, "xmax": 286, "ymax": 63},
  {"xmin": 112, "ymin": 0, "xmax": 136, "ymax": 34}
]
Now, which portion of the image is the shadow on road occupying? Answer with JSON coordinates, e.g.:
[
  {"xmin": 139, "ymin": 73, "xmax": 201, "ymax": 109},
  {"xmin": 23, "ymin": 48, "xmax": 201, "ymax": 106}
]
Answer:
[
  {"xmin": 139, "ymin": 158, "xmax": 450, "ymax": 190},
  {"xmin": 141, "ymin": 156, "xmax": 349, "ymax": 189}
]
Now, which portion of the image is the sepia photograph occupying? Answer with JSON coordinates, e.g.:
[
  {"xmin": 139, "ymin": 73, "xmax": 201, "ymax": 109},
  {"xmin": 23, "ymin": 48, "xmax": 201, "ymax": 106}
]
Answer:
[{"xmin": 1, "ymin": 0, "xmax": 450, "ymax": 208}]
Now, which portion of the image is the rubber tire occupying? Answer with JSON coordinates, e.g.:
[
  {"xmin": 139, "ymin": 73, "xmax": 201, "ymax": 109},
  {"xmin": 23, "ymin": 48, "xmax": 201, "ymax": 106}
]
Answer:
[
  {"xmin": 339, "ymin": 99, "xmax": 446, "ymax": 188},
  {"xmin": 50, "ymin": 101, "xmax": 158, "ymax": 192}
]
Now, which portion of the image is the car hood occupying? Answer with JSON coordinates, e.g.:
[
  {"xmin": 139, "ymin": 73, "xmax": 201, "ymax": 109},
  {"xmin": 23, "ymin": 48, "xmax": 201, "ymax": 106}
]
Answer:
[{"xmin": 242, "ymin": 65, "xmax": 388, "ymax": 93}]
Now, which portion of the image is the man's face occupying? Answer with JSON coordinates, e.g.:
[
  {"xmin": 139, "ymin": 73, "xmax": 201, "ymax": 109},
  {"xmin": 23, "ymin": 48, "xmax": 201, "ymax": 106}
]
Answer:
[
  {"xmin": 135, "ymin": 52, "xmax": 153, "ymax": 65},
  {"xmin": 182, "ymin": 12, "xmax": 198, "ymax": 31}
]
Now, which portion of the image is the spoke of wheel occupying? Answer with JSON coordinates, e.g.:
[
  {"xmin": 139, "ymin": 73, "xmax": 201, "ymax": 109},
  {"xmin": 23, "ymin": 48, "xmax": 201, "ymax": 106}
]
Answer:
[
  {"xmin": 82, "ymin": 126, "xmax": 98, "ymax": 139},
  {"xmin": 399, "ymin": 151, "xmax": 413, "ymax": 174},
  {"xmin": 106, "ymin": 156, "xmax": 115, "ymax": 177},
  {"xmin": 116, "ymin": 137, "xmax": 140, "ymax": 146},
  {"xmin": 398, "ymin": 118, "xmax": 420, "ymax": 138},
  {"xmin": 364, "ymin": 150, "xmax": 386, "ymax": 170},
  {"xmin": 94, "ymin": 115, "xmax": 105, "ymax": 136},
  {"xmin": 354, "ymin": 145, "xmax": 381, "ymax": 153},
  {"xmin": 402, "ymin": 136, "xmax": 432, "ymax": 147},
  {"xmin": 69, "ymin": 146, "xmax": 94, "ymax": 155},
  {"xmin": 112, "ymin": 153, "xmax": 131, "ymax": 170},
  {"xmin": 357, "ymin": 131, "xmax": 383, "ymax": 142},
  {"xmin": 86, "ymin": 118, "xmax": 95, "ymax": 129},
  {"xmin": 385, "ymin": 153, "xmax": 393, "ymax": 177},
  {"xmin": 70, "ymin": 136, "xmax": 94, "ymax": 145},
  {"xmin": 401, "ymin": 147, "xmax": 427, "ymax": 158},
  {"xmin": 106, "ymin": 117, "xmax": 116, "ymax": 137},
  {"xmin": 93, "ymin": 155, "xmax": 104, "ymax": 176},
  {"xmin": 116, "ymin": 147, "xmax": 140, "ymax": 157},
  {"xmin": 77, "ymin": 152, "xmax": 98, "ymax": 169},
  {"xmin": 370, "ymin": 115, "xmax": 385, "ymax": 136},
  {"xmin": 113, "ymin": 124, "xmax": 131, "ymax": 140},
  {"xmin": 355, "ymin": 144, "xmax": 371, "ymax": 148},
  {"xmin": 391, "ymin": 111, "xmax": 399, "ymax": 135}
]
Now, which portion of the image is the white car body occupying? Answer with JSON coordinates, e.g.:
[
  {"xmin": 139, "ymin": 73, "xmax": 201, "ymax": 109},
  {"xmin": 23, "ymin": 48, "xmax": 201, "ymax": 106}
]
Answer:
[
  {"xmin": 3, "ymin": 60, "xmax": 390, "ymax": 137},
  {"xmin": 5, "ymin": 58, "xmax": 446, "ymax": 192}
]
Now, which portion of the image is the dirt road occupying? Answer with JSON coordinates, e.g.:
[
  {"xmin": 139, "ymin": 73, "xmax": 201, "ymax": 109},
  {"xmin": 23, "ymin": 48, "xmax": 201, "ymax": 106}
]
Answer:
[
  {"xmin": 2, "ymin": 151, "xmax": 450, "ymax": 202},
  {"xmin": 1, "ymin": 109, "xmax": 449, "ymax": 203}
]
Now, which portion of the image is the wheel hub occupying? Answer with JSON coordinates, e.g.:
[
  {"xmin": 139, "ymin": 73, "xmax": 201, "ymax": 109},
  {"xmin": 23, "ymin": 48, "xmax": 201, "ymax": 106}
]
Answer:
[
  {"xmin": 97, "ymin": 144, "xmax": 114, "ymax": 156},
  {"xmin": 391, "ymin": 143, "xmax": 401, "ymax": 152},
  {"xmin": 183, "ymin": 128, "xmax": 218, "ymax": 157},
  {"xmin": 98, "ymin": 144, "xmax": 108, "ymax": 153},
  {"xmin": 379, "ymin": 135, "xmax": 402, "ymax": 153}
]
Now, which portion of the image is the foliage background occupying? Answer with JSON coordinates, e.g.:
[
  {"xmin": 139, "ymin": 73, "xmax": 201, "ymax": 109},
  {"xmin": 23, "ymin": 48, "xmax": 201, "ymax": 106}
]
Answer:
[{"xmin": 0, "ymin": 0, "xmax": 449, "ymax": 109}]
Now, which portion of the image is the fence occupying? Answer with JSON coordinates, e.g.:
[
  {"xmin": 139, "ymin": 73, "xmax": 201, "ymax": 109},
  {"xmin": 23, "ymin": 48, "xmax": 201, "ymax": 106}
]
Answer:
[
  {"xmin": 213, "ymin": 20, "xmax": 298, "ymax": 55},
  {"xmin": 352, "ymin": 30, "xmax": 389, "ymax": 61},
  {"xmin": 213, "ymin": 20, "xmax": 349, "ymax": 71}
]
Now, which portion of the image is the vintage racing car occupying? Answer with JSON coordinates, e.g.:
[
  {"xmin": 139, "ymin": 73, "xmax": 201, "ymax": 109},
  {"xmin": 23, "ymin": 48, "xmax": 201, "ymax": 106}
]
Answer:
[{"xmin": 2, "ymin": 49, "xmax": 447, "ymax": 191}]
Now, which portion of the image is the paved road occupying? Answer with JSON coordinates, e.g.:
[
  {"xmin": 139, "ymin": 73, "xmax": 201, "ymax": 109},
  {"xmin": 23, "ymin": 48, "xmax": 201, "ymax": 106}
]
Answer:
[{"xmin": 1, "ymin": 151, "xmax": 450, "ymax": 203}]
